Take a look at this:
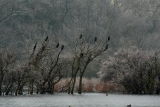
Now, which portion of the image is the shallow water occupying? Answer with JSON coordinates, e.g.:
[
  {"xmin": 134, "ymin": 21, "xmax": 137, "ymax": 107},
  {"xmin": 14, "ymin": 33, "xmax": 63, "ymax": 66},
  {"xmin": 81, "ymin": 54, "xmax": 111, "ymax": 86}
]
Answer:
[{"xmin": 0, "ymin": 93, "xmax": 160, "ymax": 107}]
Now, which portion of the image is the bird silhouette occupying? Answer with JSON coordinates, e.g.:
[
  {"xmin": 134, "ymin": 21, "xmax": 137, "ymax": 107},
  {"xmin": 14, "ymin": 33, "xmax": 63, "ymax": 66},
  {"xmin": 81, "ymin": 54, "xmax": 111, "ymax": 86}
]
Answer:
[
  {"xmin": 45, "ymin": 36, "xmax": 48, "ymax": 41},
  {"xmin": 105, "ymin": 44, "xmax": 109, "ymax": 50},
  {"xmin": 94, "ymin": 37, "xmax": 97, "ymax": 42},
  {"xmin": 108, "ymin": 36, "xmax": 110, "ymax": 41},
  {"xmin": 33, "ymin": 42, "xmax": 37, "ymax": 51},
  {"xmin": 61, "ymin": 45, "xmax": 64, "ymax": 50},
  {"xmin": 79, "ymin": 34, "xmax": 83, "ymax": 39},
  {"xmin": 56, "ymin": 43, "xmax": 59, "ymax": 48}
]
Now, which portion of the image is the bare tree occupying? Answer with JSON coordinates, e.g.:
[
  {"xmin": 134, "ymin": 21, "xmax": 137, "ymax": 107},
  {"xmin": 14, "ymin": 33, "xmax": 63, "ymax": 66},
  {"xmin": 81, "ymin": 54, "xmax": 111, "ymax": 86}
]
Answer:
[
  {"xmin": 99, "ymin": 48, "xmax": 160, "ymax": 94},
  {"xmin": 28, "ymin": 37, "xmax": 65, "ymax": 94},
  {"xmin": 0, "ymin": 49, "xmax": 15, "ymax": 95},
  {"xmin": 68, "ymin": 34, "xmax": 110, "ymax": 94}
]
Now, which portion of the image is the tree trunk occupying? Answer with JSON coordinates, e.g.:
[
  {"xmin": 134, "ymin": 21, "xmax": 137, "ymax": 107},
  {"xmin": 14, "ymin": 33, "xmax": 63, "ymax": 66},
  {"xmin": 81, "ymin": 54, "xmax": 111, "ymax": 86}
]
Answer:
[
  {"xmin": 78, "ymin": 63, "xmax": 88, "ymax": 94},
  {"xmin": 52, "ymin": 84, "xmax": 55, "ymax": 94},
  {"xmin": 68, "ymin": 88, "xmax": 70, "ymax": 94},
  {"xmin": 0, "ymin": 72, "xmax": 4, "ymax": 96},
  {"xmin": 40, "ymin": 81, "xmax": 46, "ymax": 94},
  {"xmin": 71, "ymin": 76, "xmax": 76, "ymax": 94},
  {"xmin": 78, "ymin": 74, "xmax": 83, "ymax": 94},
  {"xmin": 5, "ymin": 84, "xmax": 13, "ymax": 95},
  {"xmin": 30, "ymin": 82, "xmax": 34, "ymax": 95},
  {"xmin": 0, "ymin": 83, "xmax": 2, "ymax": 96},
  {"xmin": 18, "ymin": 86, "xmax": 23, "ymax": 95},
  {"xmin": 40, "ymin": 86, "xmax": 45, "ymax": 94},
  {"xmin": 47, "ymin": 81, "xmax": 53, "ymax": 94}
]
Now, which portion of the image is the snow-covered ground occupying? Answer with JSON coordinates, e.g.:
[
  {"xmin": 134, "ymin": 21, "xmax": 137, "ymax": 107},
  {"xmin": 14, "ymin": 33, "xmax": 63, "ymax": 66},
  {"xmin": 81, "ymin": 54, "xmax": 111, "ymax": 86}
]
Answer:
[{"xmin": 0, "ymin": 93, "xmax": 160, "ymax": 107}]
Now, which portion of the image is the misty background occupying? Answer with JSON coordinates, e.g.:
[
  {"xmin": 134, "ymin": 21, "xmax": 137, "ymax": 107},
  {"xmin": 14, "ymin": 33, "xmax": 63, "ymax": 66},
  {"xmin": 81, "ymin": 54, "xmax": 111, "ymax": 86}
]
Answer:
[{"xmin": 0, "ymin": 0, "xmax": 160, "ymax": 78}]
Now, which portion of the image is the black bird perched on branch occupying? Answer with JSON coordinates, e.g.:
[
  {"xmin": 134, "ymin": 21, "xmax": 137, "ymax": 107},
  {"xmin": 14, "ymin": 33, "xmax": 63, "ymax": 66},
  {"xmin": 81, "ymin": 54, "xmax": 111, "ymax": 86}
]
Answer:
[
  {"xmin": 108, "ymin": 36, "xmax": 110, "ymax": 41},
  {"xmin": 30, "ymin": 42, "xmax": 37, "ymax": 58},
  {"xmin": 94, "ymin": 37, "xmax": 97, "ymax": 42},
  {"xmin": 80, "ymin": 53, "xmax": 84, "ymax": 57},
  {"xmin": 61, "ymin": 45, "xmax": 64, "ymax": 50},
  {"xmin": 45, "ymin": 36, "xmax": 49, "ymax": 41},
  {"xmin": 79, "ymin": 34, "xmax": 83, "ymax": 39},
  {"xmin": 33, "ymin": 42, "xmax": 37, "ymax": 52},
  {"xmin": 105, "ymin": 44, "xmax": 109, "ymax": 50},
  {"xmin": 56, "ymin": 43, "xmax": 59, "ymax": 48}
]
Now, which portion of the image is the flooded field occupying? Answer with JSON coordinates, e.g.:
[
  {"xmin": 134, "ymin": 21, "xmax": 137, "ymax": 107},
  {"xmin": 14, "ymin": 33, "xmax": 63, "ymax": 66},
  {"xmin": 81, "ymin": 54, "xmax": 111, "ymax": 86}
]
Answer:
[{"xmin": 0, "ymin": 93, "xmax": 160, "ymax": 107}]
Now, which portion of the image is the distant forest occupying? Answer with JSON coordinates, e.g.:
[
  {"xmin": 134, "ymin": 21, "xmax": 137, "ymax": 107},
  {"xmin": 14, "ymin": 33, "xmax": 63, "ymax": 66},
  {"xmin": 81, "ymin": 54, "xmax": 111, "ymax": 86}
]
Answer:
[{"xmin": 1, "ymin": 0, "xmax": 160, "ymax": 50}]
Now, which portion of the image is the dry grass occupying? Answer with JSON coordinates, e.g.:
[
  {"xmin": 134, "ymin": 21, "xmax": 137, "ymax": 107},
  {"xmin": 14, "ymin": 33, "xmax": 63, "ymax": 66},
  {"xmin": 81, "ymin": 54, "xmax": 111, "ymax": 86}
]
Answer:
[{"xmin": 54, "ymin": 78, "xmax": 122, "ymax": 93}]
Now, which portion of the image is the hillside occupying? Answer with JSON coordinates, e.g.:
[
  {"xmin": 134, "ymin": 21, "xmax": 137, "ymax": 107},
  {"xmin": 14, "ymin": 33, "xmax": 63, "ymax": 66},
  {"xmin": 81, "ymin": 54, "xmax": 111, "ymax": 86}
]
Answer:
[{"xmin": 0, "ymin": 0, "xmax": 160, "ymax": 78}]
